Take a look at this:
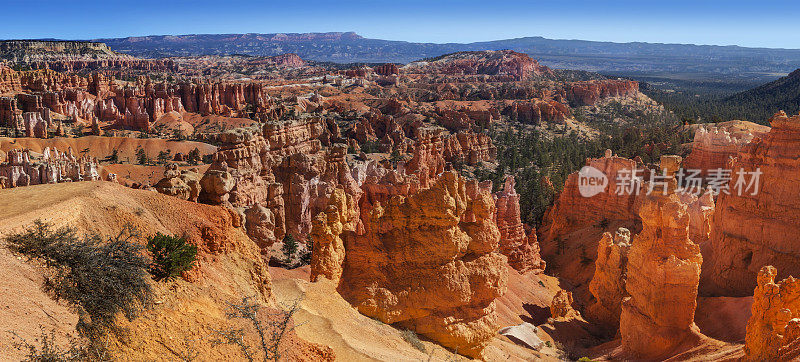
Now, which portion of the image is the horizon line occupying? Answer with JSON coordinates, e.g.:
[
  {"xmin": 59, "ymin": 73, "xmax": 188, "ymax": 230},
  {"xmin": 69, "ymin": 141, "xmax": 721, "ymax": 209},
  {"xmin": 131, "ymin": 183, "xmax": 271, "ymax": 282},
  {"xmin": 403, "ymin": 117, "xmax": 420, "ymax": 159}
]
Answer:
[{"xmin": 3, "ymin": 32, "xmax": 800, "ymax": 52}]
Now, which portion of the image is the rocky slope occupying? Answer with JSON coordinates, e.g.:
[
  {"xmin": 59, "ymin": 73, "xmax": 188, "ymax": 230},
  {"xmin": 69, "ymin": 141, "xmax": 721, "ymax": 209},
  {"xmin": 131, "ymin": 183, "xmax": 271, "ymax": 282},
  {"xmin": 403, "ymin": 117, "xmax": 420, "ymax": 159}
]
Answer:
[{"xmin": 0, "ymin": 181, "xmax": 331, "ymax": 360}]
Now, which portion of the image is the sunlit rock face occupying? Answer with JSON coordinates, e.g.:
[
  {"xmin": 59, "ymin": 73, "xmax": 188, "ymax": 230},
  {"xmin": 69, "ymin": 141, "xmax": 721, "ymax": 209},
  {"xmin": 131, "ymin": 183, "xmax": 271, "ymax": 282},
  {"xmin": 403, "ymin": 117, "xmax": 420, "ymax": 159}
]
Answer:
[
  {"xmin": 744, "ymin": 265, "xmax": 800, "ymax": 361},
  {"xmin": 701, "ymin": 112, "xmax": 800, "ymax": 297},
  {"xmin": 494, "ymin": 176, "xmax": 546, "ymax": 274},
  {"xmin": 311, "ymin": 170, "xmax": 508, "ymax": 358},
  {"xmin": 620, "ymin": 156, "xmax": 705, "ymax": 359}
]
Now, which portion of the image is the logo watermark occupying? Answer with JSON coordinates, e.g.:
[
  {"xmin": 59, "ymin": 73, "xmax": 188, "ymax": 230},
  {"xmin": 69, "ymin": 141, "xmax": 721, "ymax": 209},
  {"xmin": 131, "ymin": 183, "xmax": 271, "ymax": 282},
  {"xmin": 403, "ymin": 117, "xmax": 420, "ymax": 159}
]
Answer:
[
  {"xmin": 578, "ymin": 166, "xmax": 608, "ymax": 197},
  {"xmin": 578, "ymin": 167, "xmax": 762, "ymax": 197}
]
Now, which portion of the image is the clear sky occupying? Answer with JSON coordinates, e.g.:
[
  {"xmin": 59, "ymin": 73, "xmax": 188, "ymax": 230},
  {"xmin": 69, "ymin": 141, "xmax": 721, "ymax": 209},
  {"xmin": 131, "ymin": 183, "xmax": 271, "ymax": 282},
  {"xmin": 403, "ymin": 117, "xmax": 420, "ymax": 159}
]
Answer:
[{"xmin": 2, "ymin": 0, "xmax": 800, "ymax": 48}]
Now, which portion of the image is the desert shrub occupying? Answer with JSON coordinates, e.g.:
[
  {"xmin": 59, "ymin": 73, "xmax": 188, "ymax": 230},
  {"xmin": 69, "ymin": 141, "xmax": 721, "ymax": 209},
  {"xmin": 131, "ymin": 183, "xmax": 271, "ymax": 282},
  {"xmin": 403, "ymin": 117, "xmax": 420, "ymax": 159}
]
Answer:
[
  {"xmin": 104, "ymin": 149, "xmax": 119, "ymax": 164},
  {"xmin": 401, "ymin": 329, "xmax": 427, "ymax": 353},
  {"xmin": 5, "ymin": 221, "xmax": 153, "ymax": 342},
  {"xmin": 146, "ymin": 233, "xmax": 197, "ymax": 282},
  {"xmin": 11, "ymin": 327, "xmax": 88, "ymax": 362},
  {"xmin": 555, "ymin": 340, "xmax": 582, "ymax": 361},
  {"xmin": 212, "ymin": 295, "xmax": 303, "ymax": 361}
]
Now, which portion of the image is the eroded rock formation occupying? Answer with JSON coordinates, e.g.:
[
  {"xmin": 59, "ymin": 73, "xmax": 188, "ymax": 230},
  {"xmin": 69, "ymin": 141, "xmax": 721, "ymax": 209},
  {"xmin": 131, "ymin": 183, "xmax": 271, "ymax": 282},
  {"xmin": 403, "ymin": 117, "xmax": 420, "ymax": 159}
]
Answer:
[
  {"xmin": 620, "ymin": 156, "xmax": 705, "ymax": 359},
  {"xmin": 701, "ymin": 112, "xmax": 800, "ymax": 296},
  {"xmin": 0, "ymin": 65, "xmax": 22, "ymax": 93},
  {"xmin": 683, "ymin": 124, "xmax": 757, "ymax": 178},
  {"xmin": 744, "ymin": 265, "xmax": 800, "ymax": 361},
  {"xmin": 587, "ymin": 227, "xmax": 631, "ymax": 331},
  {"xmin": 153, "ymin": 164, "xmax": 201, "ymax": 202},
  {"xmin": 503, "ymin": 99, "xmax": 570, "ymax": 124},
  {"xmin": 539, "ymin": 153, "xmax": 641, "ymax": 292},
  {"xmin": 0, "ymin": 147, "xmax": 98, "ymax": 188},
  {"xmin": 327, "ymin": 171, "xmax": 508, "ymax": 358},
  {"xmin": 494, "ymin": 176, "xmax": 545, "ymax": 273},
  {"xmin": 404, "ymin": 50, "xmax": 552, "ymax": 80},
  {"xmin": 309, "ymin": 188, "xmax": 358, "ymax": 283},
  {"xmin": 564, "ymin": 80, "xmax": 639, "ymax": 106},
  {"xmin": 551, "ymin": 290, "xmax": 577, "ymax": 319}
]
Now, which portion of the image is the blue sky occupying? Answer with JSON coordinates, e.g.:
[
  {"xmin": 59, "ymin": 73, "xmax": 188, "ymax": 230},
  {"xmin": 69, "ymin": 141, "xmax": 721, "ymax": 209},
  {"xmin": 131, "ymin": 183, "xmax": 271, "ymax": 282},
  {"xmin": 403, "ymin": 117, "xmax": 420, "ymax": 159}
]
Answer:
[{"xmin": 2, "ymin": 0, "xmax": 800, "ymax": 48}]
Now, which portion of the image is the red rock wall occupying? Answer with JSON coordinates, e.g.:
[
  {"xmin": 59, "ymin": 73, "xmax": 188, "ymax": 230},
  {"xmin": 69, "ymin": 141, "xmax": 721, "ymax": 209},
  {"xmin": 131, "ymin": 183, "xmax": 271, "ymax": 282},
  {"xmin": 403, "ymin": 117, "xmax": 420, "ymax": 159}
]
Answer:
[
  {"xmin": 539, "ymin": 154, "xmax": 642, "ymax": 291},
  {"xmin": 564, "ymin": 79, "xmax": 639, "ymax": 106},
  {"xmin": 0, "ymin": 65, "xmax": 21, "ymax": 93},
  {"xmin": 683, "ymin": 125, "xmax": 757, "ymax": 178},
  {"xmin": 494, "ymin": 176, "xmax": 546, "ymax": 274},
  {"xmin": 337, "ymin": 171, "xmax": 507, "ymax": 358},
  {"xmin": 701, "ymin": 112, "xmax": 800, "ymax": 296},
  {"xmin": 744, "ymin": 265, "xmax": 800, "ymax": 361},
  {"xmin": 620, "ymin": 156, "xmax": 705, "ymax": 358}
]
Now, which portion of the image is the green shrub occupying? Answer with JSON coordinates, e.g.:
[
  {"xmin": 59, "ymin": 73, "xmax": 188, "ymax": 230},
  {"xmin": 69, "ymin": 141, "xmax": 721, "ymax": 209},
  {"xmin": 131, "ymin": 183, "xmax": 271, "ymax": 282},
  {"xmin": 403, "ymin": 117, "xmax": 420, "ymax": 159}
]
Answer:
[
  {"xmin": 5, "ymin": 220, "xmax": 153, "ymax": 340},
  {"xmin": 156, "ymin": 149, "xmax": 173, "ymax": 164},
  {"xmin": 147, "ymin": 233, "xmax": 198, "ymax": 282}
]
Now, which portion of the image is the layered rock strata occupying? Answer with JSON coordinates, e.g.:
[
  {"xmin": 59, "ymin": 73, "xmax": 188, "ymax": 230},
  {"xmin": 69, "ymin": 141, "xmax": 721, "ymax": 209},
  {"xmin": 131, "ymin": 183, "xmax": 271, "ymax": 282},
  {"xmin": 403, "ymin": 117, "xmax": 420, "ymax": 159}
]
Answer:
[
  {"xmin": 701, "ymin": 112, "xmax": 800, "ymax": 296},
  {"xmin": 620, "ymin": 156, "xmax": 705, "ymax": 358},
  {"xmin": 0, "ymin": 147, "xmax": 98, "ymax": 188},
  {"xmin": 744, "ymin": 265, "xmax": 800, "ymax": 361},
  {"xmin": 587, "ymin": 228, "xmax": 631, "ymax": 331},
  {"xmin": 494, "ymin": 176, "xmax": 545, "ymax": 273}
]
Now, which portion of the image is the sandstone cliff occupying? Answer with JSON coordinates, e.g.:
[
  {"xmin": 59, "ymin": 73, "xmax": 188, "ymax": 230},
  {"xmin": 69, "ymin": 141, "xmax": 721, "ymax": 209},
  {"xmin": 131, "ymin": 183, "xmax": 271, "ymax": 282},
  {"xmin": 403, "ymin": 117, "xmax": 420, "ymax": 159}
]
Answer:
[
  {"xmin": 539, "ymin": 153, "xmax": 641, "ymax": 297},
  {"xmin": 683, "ymin": 123, "xmax": 761, "ymax": 178},
  {"xmin": 587, "ymin": 228, "xmax": 631, "ymax": 332},
  {"xmin": 564, "ymin": 79, "xmax": 639, "ymax": 106},
  {"xmin": 404, "ymin": 50, "xmax": 552, "ymax": 80},
  {"xmin": 701, "ymin": 111, "xmax": 800, "ymax": 296},
  {"xmin": 313, "ymin": 170, "xmax": 508, "ymax": 358},
  {"xmin": 744, "ymin": 265, "xmax": 800, "ymax": 361}
]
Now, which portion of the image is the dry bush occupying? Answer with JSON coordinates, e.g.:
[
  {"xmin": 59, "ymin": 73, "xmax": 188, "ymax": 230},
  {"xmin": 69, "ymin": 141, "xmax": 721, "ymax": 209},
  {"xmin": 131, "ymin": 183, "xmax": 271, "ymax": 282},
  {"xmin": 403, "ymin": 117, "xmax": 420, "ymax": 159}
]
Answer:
[
  {"xmin": 401, "ymin": 329, "xmax": 427, "ymax": 353},
  {"xmin": 11, "ymin": 327, "xmax": 88, "ymax": 362},
  {"xmin": 6, "ymin": 220, "xmax": 153, "ymax": 355},
  {"xmin": 212, "ymin": 295, "xmax": 304, "ymax": 361}
]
